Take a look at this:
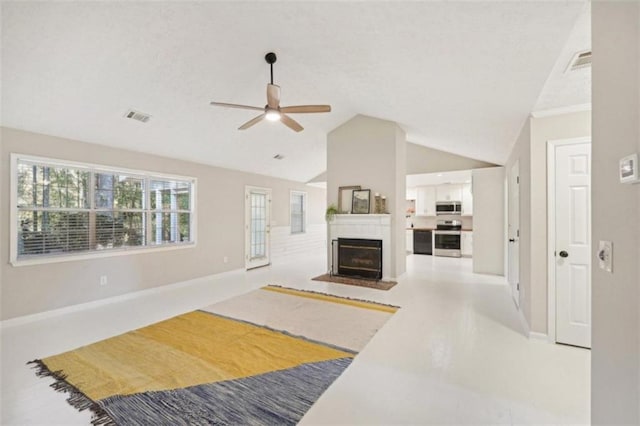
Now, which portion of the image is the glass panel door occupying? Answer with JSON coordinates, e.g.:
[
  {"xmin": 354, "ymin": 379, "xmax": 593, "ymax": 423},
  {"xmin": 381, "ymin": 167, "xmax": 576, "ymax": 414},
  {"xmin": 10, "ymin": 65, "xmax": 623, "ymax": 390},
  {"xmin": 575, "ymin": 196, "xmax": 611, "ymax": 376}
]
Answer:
[
  {"xmin": 245, "ymin": 187, "xmax": 271, "ymax": 269},
  {"xmin": 250, "ymin": 192, "xmax": 266, "ymax": 258}
]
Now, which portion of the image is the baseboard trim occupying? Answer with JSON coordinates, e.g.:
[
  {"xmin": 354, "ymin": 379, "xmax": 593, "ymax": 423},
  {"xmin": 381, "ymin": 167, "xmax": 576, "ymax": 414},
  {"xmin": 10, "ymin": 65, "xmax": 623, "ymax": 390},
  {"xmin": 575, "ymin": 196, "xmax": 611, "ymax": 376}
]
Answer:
[
  {"xmin": 0, "ymin": 268, "xmax": 243, "ymax": 329},
  {"xmin": 516, "ymin": 306, "xmax": 551, "ymax": 342},
  {"xmin": 529, "ymin": 331, "xmax": 550, "ymax": 341},
  {"xmin": 517, "ymin": 305, "xmax": 531, "ymax": 335}
]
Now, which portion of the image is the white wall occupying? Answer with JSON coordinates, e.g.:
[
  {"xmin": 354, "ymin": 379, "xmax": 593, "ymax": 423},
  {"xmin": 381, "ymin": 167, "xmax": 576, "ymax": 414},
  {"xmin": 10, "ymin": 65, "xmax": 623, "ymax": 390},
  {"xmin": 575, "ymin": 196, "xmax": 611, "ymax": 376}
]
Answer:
[
  {"xmin": 471, "ymin": 167, "xmax": 505, "ymax": 275},
  {"xmin": 327, "ymin": 115, "xmax": 406, "ymax": 278},
  {"xmin": 270, "ymin": 224, "xmax": 326, "ymax": 263},
  {"xmin": 591, "ymin": 2, "xmax": 640, "ymax": 423},
  {"xmin": 0, "ymin": 127, "xmax": 327, "ymax": 320}
]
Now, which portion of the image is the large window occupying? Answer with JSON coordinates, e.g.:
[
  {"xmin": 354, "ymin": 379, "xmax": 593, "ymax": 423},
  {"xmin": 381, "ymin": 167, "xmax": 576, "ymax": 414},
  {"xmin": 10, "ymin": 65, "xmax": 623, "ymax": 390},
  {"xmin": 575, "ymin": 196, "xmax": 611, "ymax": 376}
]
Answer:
[
  {"xmin": 290, "ymin": 191, "xmax": 306, "ymax": 234},
  {"xmin": 12, "ymin": 155, "xmax": 196, "ymax": 264}
]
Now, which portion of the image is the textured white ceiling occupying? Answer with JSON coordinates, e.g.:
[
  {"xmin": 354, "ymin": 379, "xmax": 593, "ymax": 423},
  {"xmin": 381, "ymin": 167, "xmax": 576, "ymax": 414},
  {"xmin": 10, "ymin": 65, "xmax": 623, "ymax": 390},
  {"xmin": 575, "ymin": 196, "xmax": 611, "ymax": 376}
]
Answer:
[
  {"xmin": 2, "ymin": 1, "xmax": 587, "ymax": 182},
  {"xmin": 534, "ymin": 3, "xmax": 591, "ymax": 112}
]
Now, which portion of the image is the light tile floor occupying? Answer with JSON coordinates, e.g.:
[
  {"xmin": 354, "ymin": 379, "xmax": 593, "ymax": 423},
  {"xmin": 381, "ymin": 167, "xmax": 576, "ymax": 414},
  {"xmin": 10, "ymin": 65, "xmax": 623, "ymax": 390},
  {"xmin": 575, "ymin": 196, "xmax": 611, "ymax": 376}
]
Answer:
[{"xmin": 1, "ymin": 252, "xmax": 590, "ymax": 425}]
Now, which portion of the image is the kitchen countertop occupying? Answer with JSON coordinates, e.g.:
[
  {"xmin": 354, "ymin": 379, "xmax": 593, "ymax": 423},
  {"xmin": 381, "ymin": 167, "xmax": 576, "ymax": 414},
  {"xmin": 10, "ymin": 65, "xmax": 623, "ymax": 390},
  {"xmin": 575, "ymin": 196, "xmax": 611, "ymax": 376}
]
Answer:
[{"xmin": 407, "ymin": 228, "xmax": 473, "ymax": 231}]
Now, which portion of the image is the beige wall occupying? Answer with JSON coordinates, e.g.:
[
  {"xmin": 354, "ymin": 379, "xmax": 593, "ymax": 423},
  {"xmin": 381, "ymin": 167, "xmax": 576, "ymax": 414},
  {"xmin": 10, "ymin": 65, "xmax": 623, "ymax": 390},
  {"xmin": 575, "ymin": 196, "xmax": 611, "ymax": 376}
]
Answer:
[
  {"xmin": 310, "ymin": 142, "xmax": 492, "ymax": 185},
  {"xmin": 504, "ymin": 111, "xmax": 591, "ymax": 333},
  {"xmin": 394, "ymin": 125, "xmax": 407, "ymax": 276},
  {"xmin": 406, "ymin": 142, "xmax": 496, "ymax": 175},
  {"xmin": 327, "ymin": 115, "xmax": 406, "ymax": 278},
  {"xmin": 471, "ymin": 167, "xmax": 505, "ymax": 275},
  {"xmin": 505, "ymin": 120, "xmax": 532, "ymax": 326},
  {"xmin": 591, "ymin": 2, "xmax": 639, "ymax": 424},
  {"xmin": 0, "ymin": 127, "xmax": 326, "ymax": 320},
  {"xmin": 529, "ymin": 111, "xmax": 591, "ymax": 333}
]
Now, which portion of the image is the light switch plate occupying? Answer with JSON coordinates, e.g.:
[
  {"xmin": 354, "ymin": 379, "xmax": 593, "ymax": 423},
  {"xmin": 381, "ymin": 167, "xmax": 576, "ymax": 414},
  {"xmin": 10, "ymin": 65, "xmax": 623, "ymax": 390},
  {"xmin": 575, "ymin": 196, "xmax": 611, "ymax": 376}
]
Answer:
[
  {"xmin": 620, "ymin": 153, "xmax": 639, "ymax": 183},
  {"xmin": 598, "ymin": 241, "xmax": 613, "ymax": 273}
]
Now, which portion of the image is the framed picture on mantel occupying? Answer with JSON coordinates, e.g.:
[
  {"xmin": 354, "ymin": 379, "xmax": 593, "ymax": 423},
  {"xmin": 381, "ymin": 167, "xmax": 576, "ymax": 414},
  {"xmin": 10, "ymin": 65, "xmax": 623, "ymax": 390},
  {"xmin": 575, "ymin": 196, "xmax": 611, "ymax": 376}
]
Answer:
[
  {"xmin": 338, "ymin": 185, "xmax": 360, "ymax": 213},
  {"xmin": 351, "ymin": 189, "xmax": 371, "ymax": 214}
]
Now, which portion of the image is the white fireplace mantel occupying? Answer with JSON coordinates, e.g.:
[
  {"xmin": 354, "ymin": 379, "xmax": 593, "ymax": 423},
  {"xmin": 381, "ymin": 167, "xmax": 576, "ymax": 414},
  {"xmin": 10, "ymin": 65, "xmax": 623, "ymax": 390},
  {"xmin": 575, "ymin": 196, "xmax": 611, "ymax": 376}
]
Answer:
[{"xmin": 328, "ymin": 214, "xmax": 392, "ymax": 280}]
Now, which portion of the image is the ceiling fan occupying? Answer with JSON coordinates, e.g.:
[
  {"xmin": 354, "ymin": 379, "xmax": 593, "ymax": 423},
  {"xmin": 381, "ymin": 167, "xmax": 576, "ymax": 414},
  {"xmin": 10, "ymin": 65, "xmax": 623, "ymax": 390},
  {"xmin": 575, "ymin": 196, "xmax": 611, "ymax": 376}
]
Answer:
[{"xmin": 210, "ymin": 52, "xmax": 331, "ymax": 132}]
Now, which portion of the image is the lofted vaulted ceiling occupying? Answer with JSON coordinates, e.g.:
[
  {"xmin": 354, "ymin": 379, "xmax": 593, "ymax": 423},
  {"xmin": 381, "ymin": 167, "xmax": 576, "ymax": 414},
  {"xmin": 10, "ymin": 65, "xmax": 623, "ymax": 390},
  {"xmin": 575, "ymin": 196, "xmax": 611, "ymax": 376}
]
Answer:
[{"xmin": 2, "ymin": 1, "xmax": 589, "ymax": 182}]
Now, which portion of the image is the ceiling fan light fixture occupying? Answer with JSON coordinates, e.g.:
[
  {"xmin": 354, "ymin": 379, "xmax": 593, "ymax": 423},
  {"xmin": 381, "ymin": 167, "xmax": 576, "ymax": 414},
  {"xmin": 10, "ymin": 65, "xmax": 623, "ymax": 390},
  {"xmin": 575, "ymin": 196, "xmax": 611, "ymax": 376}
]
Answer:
[
  {"xmin": 265, "ymin": 109, "xmax": 281, "ymax": 121},
  {"xmin": 210, "ymin": 52, "xmax": 331, "ymax": 132}
]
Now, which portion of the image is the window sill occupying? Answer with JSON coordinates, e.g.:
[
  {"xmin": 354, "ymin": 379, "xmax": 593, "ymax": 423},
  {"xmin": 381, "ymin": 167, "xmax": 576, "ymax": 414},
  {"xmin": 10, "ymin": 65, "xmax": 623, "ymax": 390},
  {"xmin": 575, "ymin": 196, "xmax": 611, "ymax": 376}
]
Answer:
[{"xmin": 10, "ymin": 242, "xmax": 197, "ymax": 267}]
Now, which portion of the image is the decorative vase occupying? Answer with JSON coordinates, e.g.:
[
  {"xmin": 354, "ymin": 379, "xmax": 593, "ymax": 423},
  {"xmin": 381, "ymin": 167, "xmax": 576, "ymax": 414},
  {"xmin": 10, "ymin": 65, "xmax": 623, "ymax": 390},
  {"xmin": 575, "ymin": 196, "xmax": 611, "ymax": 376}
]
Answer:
[{"xmin": 374, "ymin": 194, "xmax": 382, "ymax": 214}]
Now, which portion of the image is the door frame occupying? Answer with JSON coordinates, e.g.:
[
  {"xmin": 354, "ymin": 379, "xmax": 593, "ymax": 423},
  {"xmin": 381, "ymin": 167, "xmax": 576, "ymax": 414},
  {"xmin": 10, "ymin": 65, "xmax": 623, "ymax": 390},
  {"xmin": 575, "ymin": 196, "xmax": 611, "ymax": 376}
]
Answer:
[
  {"xmin": 245, "ymin": 185, "xmax": 272, "ymax": 270},
  {"xmin": 546, "ymin": 137, "xmax": 591, "ymax": 343}
]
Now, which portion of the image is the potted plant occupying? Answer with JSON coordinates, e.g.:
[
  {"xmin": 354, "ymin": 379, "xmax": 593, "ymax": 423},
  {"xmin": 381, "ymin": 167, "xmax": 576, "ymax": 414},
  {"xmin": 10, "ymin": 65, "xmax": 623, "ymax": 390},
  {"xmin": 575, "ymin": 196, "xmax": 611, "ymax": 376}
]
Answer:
[{"xmin": 325, "ymin": 204, "xmax": 339, "ymax": 222}]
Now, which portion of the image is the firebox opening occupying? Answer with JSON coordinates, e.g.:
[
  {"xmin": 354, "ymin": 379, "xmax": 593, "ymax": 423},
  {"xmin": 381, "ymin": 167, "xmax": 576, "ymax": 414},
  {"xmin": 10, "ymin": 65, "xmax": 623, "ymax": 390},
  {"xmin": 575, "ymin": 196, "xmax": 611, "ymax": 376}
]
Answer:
[{"xmin": 336, "ymin": 238, "xmax": 382, "ymax": 280}]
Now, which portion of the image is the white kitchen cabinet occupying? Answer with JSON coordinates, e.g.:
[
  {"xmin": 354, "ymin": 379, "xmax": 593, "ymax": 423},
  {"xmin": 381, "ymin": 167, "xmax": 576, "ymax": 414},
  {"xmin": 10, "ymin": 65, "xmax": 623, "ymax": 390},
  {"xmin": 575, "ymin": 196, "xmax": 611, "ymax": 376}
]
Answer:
[
  {"xmin": 436, "ymin": 184, "xmax": 462, "ymax": 202},
  {"xmin": 411, "ymin": 183, "xmax": 471, "ymax": 216},
  {"xmin": 461, "ymin": 183, "xmax": 473, "ymax": 216},
  {"xmin": 406, "ymin": 187, "xmax": 417, "ymax": 201},
  {"xmin": 406, "ymin": 230, "xmax": 413, "ymax": 252},
  {"xmin": 461, "ymin": 231, "xmax": 473, "ymax": 256},
  {"xmin": 415, "ymin": 186, "xmax": 436, "ymax": 216}
]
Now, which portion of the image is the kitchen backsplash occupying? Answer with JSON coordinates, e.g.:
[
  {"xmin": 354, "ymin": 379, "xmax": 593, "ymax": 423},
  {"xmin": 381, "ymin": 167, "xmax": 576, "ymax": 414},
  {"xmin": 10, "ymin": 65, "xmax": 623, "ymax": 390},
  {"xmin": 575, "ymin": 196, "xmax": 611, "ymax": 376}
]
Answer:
[{"xmin": 407, "ymin": 215, "xmax": 473, "ymax": 230}]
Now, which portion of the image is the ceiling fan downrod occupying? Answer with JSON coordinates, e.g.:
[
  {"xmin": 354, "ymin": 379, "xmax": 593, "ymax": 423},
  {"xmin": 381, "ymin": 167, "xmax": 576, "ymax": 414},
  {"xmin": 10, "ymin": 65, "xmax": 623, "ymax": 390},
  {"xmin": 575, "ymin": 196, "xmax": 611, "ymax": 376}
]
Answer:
[{"xmin": 265, "ymin": 52, "xmax": 277, "ymax": 85}]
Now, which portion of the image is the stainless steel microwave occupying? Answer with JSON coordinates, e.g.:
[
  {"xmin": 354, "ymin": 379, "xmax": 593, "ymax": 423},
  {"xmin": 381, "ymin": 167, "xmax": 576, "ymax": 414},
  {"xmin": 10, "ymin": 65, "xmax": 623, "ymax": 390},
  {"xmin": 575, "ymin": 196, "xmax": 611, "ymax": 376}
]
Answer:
[{"xmin": 435, "ymin": 201, "xmax": 462, "ymax": 215}]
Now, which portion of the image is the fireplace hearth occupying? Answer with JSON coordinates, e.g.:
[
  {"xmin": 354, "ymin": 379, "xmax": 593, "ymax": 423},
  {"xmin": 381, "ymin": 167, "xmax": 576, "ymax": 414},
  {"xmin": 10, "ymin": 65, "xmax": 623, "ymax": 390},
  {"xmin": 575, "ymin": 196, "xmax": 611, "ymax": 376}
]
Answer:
[{"xmin": 336, "ymin": 238, "xmax": 382, "ymax": 280}]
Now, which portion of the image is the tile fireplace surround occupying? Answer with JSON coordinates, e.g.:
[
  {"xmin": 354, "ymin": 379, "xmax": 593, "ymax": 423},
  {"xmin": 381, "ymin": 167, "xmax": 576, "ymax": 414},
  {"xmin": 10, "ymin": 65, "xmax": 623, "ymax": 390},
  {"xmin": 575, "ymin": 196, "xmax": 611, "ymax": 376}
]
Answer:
[{"xmin": 328, "ymin": 214, "xmax": 392, "ymax": 281}]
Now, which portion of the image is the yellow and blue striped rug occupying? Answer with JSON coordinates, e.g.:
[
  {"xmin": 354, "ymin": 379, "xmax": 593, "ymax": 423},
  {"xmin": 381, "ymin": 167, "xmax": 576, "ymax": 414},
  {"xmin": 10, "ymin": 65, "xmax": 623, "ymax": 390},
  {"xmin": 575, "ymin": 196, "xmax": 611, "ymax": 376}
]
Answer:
[{"xmin": 30, "ymin": 285, "xmax": 399, "ymax": 425}]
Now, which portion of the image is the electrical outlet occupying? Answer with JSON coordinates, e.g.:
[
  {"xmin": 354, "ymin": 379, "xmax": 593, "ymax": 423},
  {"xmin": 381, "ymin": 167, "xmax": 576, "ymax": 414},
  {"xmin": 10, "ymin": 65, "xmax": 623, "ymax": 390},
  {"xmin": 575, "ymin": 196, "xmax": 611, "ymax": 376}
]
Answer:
[
  {"xmin": 598, "ymin": 241, "xmax": 613, "ymax": 273},
  {"xmin": 223, "ymin": 256, "xmax": 229, "ymax": 264},
  {"xmin": 99, "ymin": 275, "xmax": 108, "ymax": 286}
]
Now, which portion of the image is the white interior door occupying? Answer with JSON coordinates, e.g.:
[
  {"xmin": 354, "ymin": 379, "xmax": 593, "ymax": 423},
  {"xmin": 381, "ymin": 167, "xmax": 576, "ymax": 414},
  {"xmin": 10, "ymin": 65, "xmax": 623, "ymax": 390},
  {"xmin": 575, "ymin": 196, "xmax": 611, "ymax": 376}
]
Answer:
[
  {"xmin": 554, "ymin": 142, "xmax": 591, "ymax": 348},
  {"xmin": 245, "ymin": 186, "xmax": 271, "ymax": 270},
  {"xmin": 508, "ymin": 160, "xmax": 520, "ymax": 307}
]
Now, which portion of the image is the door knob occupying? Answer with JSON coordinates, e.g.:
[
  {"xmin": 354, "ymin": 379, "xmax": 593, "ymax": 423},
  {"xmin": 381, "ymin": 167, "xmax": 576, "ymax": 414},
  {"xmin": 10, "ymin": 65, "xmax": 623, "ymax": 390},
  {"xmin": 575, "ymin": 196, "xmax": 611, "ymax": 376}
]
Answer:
[
  {"xmin": 509, "ymin": 238, "xmax": 515, "ymax": 242},
  {"xmin": 559, "ymin": 250, "xmax": 569, "ymax": 258}
]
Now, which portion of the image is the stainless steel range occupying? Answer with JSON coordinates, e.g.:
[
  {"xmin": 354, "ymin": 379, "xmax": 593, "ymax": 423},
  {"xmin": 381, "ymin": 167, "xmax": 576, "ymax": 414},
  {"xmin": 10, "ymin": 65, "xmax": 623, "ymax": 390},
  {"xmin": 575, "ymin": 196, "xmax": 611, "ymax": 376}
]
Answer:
[{"xmin": 433, "ymin": 219, "xmax": 462, "ymax": 257}]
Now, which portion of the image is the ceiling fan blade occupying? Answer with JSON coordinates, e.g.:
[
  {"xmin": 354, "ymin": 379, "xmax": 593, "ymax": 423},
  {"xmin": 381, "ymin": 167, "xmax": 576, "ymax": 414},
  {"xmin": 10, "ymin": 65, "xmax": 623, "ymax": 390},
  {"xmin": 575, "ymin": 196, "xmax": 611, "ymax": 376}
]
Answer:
[
  {"xmin": 267, "ymin": 84, "xmax": 280, "ymax": 109},
  {"xmin": 210, "ymin": 102, "xmax": 264, "ymax": 111},
  {"xmin": 280, "ymin": 114, "xmax": 303, "ymax": 132},
  {"xmin": 280, "ymin": 105, "xmax": 331, "ymax": 114},
  {"xmin": 238, "ymin": 114, "xmax": 265, "ymax": 130}
]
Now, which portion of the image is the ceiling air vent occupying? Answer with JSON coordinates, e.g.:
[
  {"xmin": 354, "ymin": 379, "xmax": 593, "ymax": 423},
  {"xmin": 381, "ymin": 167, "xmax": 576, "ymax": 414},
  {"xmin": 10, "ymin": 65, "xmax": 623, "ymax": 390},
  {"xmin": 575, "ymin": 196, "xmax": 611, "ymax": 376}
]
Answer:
[
  {"xmin": 124, "ymin": 109, "xmax": 151, "ymax": 123},
  {"xmin": 566, "ymin": 50, "xmax": 592, "ymax": 72}
]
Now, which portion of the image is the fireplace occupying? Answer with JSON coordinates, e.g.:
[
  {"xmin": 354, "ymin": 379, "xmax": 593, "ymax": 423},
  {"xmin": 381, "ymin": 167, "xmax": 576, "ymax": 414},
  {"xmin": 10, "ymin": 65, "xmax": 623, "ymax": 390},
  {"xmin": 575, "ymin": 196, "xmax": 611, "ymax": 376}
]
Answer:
[
  {"xmin": 328, "ymin": 214, "xmax": 391, "ymax": 280},
  {"xmin": 337, "ymin": 238, "xmax": 382, "ymax": 280}
]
